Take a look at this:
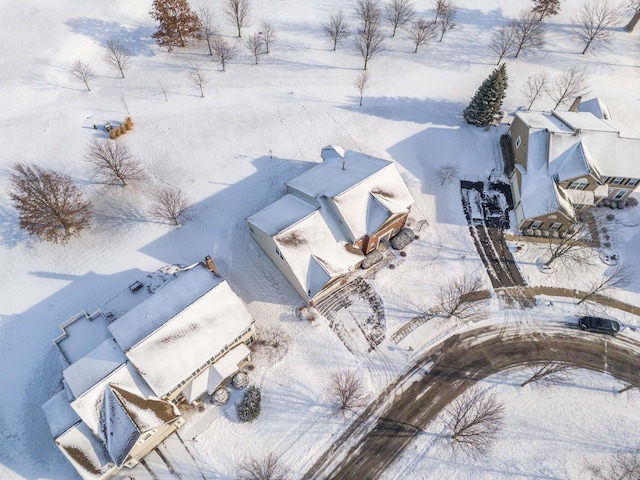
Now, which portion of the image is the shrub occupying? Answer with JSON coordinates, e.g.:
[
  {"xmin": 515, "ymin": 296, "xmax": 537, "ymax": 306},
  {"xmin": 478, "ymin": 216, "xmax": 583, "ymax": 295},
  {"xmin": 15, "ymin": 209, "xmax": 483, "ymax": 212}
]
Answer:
[
  {"xmin": 114, "ymin": 128, "xmax": 121, "ymax": 137},
  {"xmin": 627, "ymin": 197, "xmax": 638, "ymax": 208},
  {"xmin": 119, "ymin": 124, "xmax": 126, "ymax": 135},
  {"xmin": 109, "ymin": 129, "xmax": 117, "ymax": 139},
  {"xmin": 237, "ymin": 386, "xmax": 261, "ymax": 422}
]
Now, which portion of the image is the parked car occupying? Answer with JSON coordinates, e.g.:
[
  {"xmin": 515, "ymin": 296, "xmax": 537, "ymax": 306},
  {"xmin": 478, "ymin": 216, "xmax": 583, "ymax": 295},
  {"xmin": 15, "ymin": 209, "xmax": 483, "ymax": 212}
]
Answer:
[{"xmin": 578, "ymin": 316, "xmax": 620, "ymax": 335}]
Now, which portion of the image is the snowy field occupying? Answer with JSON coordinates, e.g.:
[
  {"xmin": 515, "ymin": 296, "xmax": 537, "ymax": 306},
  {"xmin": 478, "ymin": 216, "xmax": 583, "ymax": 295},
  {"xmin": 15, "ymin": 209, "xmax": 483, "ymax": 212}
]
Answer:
[{"xmin": 1, "ymin": 0, "xmax": 639, "ymax": 479}]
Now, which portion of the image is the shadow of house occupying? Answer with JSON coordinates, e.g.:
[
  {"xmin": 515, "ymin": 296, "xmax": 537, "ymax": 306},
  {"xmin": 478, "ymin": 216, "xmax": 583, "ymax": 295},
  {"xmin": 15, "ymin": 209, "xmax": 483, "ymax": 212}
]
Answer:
[
  {"xmin": 0, "ymin": 268, "xmax": 151, "ymax": 480},
  {"xmin": 139, "ymin": 155, "xmax": 316, "ymax": 306}
]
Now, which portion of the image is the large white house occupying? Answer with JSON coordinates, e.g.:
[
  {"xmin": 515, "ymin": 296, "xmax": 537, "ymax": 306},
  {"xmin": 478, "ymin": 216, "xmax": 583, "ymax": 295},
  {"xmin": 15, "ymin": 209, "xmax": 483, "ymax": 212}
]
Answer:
[
  {"xmin": 248, "ymin": 146, "xmax": 415, "ymax": 305},
  {"xmin": 43, "ymin": 259, "xmax": 256, "ymax": 480},
  {"xmin": 508, "ymin": 99, "xmax": 640, "ymax": 235}
]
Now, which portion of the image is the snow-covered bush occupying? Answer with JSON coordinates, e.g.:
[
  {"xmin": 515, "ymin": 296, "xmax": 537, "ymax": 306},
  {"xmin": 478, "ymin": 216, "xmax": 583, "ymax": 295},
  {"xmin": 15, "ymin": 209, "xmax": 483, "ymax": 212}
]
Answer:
[
  {"xmin": 236, "ymin": 386, "xmax": 261, "ymax": 422},
  {"xmin": 232, "ymin": 371, "xmax": 249, "ymax": 389},
  {"xmin": 390, "ymin": 228, "xmax": 415, "ymax": 250},
  {"xmin": 361, "ymin": 249, "xmax": 383, "ymax": 269},
  {"xmin": 212, "ymin": 387, "xmax": 230, "ymax": 406}
]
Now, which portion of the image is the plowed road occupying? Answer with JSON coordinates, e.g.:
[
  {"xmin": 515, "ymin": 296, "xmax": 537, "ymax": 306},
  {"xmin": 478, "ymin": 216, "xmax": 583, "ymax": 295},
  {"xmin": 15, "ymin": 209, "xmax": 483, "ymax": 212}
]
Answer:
[{"xmin": 302, "ymin": 322, "xmax": 640, "ymax": 479}]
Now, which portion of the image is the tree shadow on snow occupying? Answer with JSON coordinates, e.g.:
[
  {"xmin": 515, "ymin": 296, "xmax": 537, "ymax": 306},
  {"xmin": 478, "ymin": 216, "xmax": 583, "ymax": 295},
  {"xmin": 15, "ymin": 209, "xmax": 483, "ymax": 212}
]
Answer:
[{"xmin": 65, "ymin": 17, "xmax": 156, "ymax": 57}]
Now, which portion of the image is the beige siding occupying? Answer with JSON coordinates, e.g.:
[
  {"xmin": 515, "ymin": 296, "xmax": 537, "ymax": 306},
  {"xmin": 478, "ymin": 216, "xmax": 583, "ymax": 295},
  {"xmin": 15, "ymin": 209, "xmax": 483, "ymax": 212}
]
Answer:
[{"xmin": 509, "ymin": 117, "xmax": 531, "ymax": 171}]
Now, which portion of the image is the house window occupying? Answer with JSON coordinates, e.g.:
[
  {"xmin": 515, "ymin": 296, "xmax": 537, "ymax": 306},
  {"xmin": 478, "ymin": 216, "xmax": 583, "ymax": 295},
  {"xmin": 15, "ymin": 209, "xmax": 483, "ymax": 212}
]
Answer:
[
  {"xmin": 515, "ymin": 136, "xmax": 522, "ymax": 149},
  {"xmin": 550, "ymin": 222, "xmax": 562, "ymax": 230},
  {"xmin": 626, "ymin": 178, "xmax": 639, "ymax": 187},
  {"xmin": 568, "ymin": 180, "xmax": 588, "ymax": 190},
  {"xmin": 530, "ymin": 221, "xmax": 543, "ymax": 229},
  {"xmin": 611, "ymin": 177, "xmax": 624, "ymax": 185},
  {"xmin": 613, "ymin": 190, "xmax": 627, "ymax": 200}
]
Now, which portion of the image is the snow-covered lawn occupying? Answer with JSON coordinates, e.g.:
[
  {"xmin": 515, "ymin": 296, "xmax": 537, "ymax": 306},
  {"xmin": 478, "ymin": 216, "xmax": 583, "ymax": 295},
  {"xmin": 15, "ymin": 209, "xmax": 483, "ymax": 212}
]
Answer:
[{"xmin": 1, "ymin": 0, "xmax": 639, "ymax": 479}]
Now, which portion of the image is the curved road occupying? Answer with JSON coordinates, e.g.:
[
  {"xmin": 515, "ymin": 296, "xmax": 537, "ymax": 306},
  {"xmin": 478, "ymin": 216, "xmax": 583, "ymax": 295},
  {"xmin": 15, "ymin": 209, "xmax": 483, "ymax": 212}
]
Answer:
[{"xmin": 302, "ymin": 322, "xmax": 640, "ymax": 479}]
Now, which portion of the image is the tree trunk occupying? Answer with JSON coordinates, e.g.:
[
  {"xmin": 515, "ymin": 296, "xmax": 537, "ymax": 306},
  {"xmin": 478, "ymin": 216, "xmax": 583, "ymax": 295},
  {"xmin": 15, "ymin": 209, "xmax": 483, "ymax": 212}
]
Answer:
[
  {"xmin": 581, "ymin": 39, "xmax": 592, "ymax": 54},
  {"xmin": 625, "ymin": 12, "xmax": 640, "ymax": 32}
]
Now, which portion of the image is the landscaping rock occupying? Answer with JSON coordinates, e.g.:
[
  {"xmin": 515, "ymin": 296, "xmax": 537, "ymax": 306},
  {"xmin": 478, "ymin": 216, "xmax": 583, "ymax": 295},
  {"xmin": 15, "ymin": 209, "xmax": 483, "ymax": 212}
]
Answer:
[
  {"xmin": 361, "ymin": 249, "xmax": 384, "ymax": 269},
  {"xmin": 390, "ymin": 228, "xmax": 415, "ymax": 250}
]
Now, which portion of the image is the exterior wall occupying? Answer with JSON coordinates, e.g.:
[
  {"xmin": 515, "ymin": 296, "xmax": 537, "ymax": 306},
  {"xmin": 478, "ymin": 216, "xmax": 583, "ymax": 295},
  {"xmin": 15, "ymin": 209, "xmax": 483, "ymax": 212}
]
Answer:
[
  {"xmin": 360, "ymin": 213, "xmax": 409, "ymax": 254},
  {"xmin": 165, "ymin": 324, "xmax": 256, "ymax": 403},
  {"xmin": 601, "ymin": 176, "xmax": 640, "ymax": 201},
  {"xmin": 123, "ymin": 418, "xmax": 184, "ymax": 469},
  {"xmin": 518, "ymin": 211, "xmax": 573, "ymax": 235},
  {"xmin": 558, "ymin": 173, "xmax": 600, "ymax": 195},
  {"xmin": 509, "ymin": 117, "xmax": 531, "ymax": 171},
  {"xmin": 248, "ymin": 223, "xmax": 310, "ymax": 302}
]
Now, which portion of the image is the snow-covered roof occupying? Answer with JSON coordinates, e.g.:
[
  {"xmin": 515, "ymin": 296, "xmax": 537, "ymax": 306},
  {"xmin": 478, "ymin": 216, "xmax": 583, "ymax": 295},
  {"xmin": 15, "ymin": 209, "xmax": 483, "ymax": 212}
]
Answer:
[
  {"xmin": 248, "ymin": 193, "xmax": 318, "ymax": 236},
  {"xmin": 123, "ymin": 276, "xmax": 254, "ymax": 397},
  {"xmin": 549, "ymin": 141, "xmax": 590, "ymax": 182},
  {"xmin": 108, "ymin": 265, "xmax": 225, "ymax": 352},
  {"xmin": 514, "ymin": 111, "xmax": 574, "ymax": 134},
  {"xmin": 551, "ymin": 110, "xmax": 618, "ymax": 133},
  {"xmin": 578, "ymin": 98, "xmax": 610, "ymax": 119},
  {"xmin": 69, "ymin": 361, "xmax": 180, "ymax": 468},
  {"xmin": 516, "ymin": 130, "xmax": 562, "ymax": 219},
  {"xmin": 43, "ymin": 390, "xmax": 80, "ymax": 439},
  {"xmin": 63, "ymin": 337, "xmax": 127, "ymax": 399},
  {"xmin": 278, "ymin": 207, "xmax": 364, "ymax": 298},
  {"xmin": 55, "ymin": 421, "xmax": 115, "ymax": 480},
  {"xmin": 55, "ymin": 311, "xmax": 113, "ymax": 365},
  {"xmin": 285, "ymin": 148, "xmax": 414, "ymax": 241}
]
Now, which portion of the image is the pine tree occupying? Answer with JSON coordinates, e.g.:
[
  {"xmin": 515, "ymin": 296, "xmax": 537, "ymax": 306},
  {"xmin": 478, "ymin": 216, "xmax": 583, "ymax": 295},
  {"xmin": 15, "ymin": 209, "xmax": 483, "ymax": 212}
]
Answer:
[
  {"xmin": 463, "ymin": 63, "xmax": 508, "ymax": 127},
  {"xmin": 531, "ymin": 0, "xmax": 561, "ymax": 21},
  {"xmin": 150, "ymin": 0, "xmax": 201, "ymax": 50}
]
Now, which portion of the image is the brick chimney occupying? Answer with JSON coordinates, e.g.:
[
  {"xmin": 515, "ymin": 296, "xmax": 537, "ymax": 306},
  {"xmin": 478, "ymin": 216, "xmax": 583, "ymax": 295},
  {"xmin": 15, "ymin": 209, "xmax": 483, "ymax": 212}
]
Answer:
[{"xmin": 205, "ymin": 255, "xmax": 217, "ymax": 273}]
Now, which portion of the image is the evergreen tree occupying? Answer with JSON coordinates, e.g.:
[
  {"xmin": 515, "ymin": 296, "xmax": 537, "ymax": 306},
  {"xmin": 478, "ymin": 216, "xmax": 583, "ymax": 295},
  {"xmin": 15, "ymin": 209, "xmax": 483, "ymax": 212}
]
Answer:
[
  {"xmin": 150, "ymin": 0, "xmax": 201, "ymax": 50},
  {"xmin": 463, "ymin": 63, "xmax": 508, "ymax": 127},
  {"xmin": 531, "ymin": 0, "xmax": 561, "ymax": 21}
]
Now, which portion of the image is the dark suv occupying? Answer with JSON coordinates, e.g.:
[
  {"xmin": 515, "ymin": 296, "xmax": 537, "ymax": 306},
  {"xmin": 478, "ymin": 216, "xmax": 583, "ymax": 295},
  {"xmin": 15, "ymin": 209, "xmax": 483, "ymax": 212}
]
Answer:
[{"xmin": 578, "ymin": 316, "xmax": 621, "ymax": 335}]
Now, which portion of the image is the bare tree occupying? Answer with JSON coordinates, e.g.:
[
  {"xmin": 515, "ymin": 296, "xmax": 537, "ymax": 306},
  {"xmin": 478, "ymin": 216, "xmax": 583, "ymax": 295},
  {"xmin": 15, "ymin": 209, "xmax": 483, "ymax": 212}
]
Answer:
[
  {"xmin": 9, "ymin": 163, "xmax": 92, "ymax": 244},
  {"xmin": 150, "ymin": 0, "xmax": 201, "ymax": 50},
  {"xmin": 446, "ymin": 387, "xmax": 505, "ymax": 457},
  {"xmin": 436, "ymin": 164, "xmax": 460, "ymax": 185},
  {"xmin": 148, "ymin": 185, "xmax": 192, "ymax": 226},
  {"xmin": 549, "ymin": 66, "xmax": 589, "ymax": 109},
  {"xmin": 512, "ymin": 10, "xmax": 545, "ymax": 58},
  {"xmin": 259, "ymin": 21, "xmax": 277, "ymax": 54},
  {"xmin": 197, "ymin": 6, "xmax": 218, "ymax": 56},
  {"xmin": 238, "ymin": 452, "xmax": 290, "ymax": 480},
  {"xmin": 258, "ymin": 325, "xmax": 291, "ymax": 361},
  {"xmin": 354, "ymin": 70, "xmax": 370, "ymax": 106},
  {"xmin": 324, "ymin": 11, "xmax": 351, "ymax": 51},
  {"xmin": 572, "ymin": 0, "xmax": 623, "ymax": 54},
  {"xmin": 385, "ymin": 0, "xmax": 415, "ymax": 37},
  {"xmin": 225, "ymin": 0, "xmax": 251, "ymax": 38},
  {"xmin": 70, "ymin": 60, "xmax": 95, "ymax": 91},
  {"xmin": 521, "ymin": 361, "xmax": 574, "ymax": 387},
  {"xmin": 437, "ymin": 3, "xmax": 457, "ymax": 42},
  {"xmin": 327, "ymin": 370, "xmax": 367, "ymax": 415},
  {"xmin": 436, "ymin": 274, "xmax": 484, "ymax": 321},
  {"xmin": 433, "ymin": 0, "xmax": 451, "ymax": 23},
  {"xmin": 543, "ymin": 220, "xmax": 594, "ymax": 269},
  {"xmin": 354, "ymin": 0, "xmax": 385, "ymax": 70},
  {"xmin": 578, "ymin": 264, "xmax": 635, "ymax": 305},
  {"xmin": 522, "ymin": 72, "xmax": 549, "ymax": 109},
  {"xmin": 624, "ymin": 0, "xmax": 640, "ymax": 31},
  {"xmin": 531, "ymin": 0, "xmax": 562, "ymax": 21},
  {"xmin": 489, "ymin": 24, "xmax": 518, "ymax": 64},
  {"xmin": 585, "ymin": 449, "xmax": 640, "ymax": 480},
  {"xmin": 102, "ymin": 38, "xmax": 130, "ymax": 78},
  {"xmin": 85, "ymin": 139, "xmax": 145, "ymax": 187},
  {"xmin": 246, "ymin": 32, "xmax": 266, "ymax": 64},
  {"xmin": 408, "ymin": 18, "xmax": 438, "ymax": 53},
  {"xmin": 189, "ymin": 64, "xmax": 209, "ymax": 97},
  {"xmin": 211, "ymin": 37, "xmax": 238, "ymax": 71}
]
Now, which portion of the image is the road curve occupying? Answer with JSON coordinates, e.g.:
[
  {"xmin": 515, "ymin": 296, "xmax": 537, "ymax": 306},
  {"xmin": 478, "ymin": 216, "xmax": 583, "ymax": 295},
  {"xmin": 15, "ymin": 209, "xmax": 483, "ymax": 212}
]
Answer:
[{"xmin": 302, "ymin": 323, "xmax": 640, "ymax": 480}]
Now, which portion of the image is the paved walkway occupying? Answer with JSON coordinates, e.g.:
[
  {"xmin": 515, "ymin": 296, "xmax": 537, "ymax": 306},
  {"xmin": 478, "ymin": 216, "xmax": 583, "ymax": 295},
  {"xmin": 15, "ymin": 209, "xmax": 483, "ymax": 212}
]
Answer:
[{"xmin": 495, "ymin": 285, "xmax": 640, "ymax": 316}]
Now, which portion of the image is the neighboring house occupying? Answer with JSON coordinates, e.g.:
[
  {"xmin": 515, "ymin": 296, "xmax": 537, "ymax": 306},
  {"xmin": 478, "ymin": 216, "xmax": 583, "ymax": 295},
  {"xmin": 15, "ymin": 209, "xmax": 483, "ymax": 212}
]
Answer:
[
  {"xmin": 508, "ymin": 99, "xmax": 640, "ymax": 236},
  {"xmin": 43, "ymin": 258, "xmax": 256, "ymax": 480},
  {"xmin": 248, "ymin": 145, "xmax": 415, "ymax": 305}
]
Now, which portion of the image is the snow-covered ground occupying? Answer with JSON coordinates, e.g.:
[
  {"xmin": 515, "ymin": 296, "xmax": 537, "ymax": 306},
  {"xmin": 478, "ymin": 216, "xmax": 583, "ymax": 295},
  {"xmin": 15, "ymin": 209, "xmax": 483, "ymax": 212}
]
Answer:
[{"xmin": 1, "ymin": 0, "xmax": 639, "ymax": 479}]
